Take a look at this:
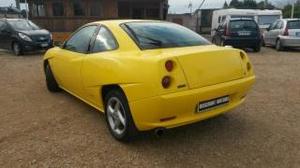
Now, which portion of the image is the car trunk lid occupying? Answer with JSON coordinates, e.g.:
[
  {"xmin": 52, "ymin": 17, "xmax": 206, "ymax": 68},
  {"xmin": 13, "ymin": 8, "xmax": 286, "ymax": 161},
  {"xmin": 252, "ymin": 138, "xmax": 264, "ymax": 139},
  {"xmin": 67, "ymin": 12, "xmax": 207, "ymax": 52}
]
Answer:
[
  {"xmin": 172, "ymin": 46, "xmax": 244, "ymax": 89},
  {"xmin": 287, "ymin": 20, "xmax": 300, "ymax": 37}
]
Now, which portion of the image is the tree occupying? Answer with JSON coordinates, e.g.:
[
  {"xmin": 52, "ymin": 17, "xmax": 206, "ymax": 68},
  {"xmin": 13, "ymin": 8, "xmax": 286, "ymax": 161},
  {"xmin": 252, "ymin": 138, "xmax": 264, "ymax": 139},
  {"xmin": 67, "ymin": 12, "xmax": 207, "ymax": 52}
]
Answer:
[
  {"xmin": 282, "ymin": 4, "xmax": 300, "ymax": 18},
  {"xmin": 243, "ymin": 0, "xmax": 258, "ymax": 9},
  {"xmin": 257, "ymin": 0, "xmax": 275, "ymax": 10},
  {"xmin": 223, "ymin": 1, "xmax": 229, "ymax": 9},
  {"xmin": 229, "ymin": 0, "xmax": 243, "ymax": 8}
]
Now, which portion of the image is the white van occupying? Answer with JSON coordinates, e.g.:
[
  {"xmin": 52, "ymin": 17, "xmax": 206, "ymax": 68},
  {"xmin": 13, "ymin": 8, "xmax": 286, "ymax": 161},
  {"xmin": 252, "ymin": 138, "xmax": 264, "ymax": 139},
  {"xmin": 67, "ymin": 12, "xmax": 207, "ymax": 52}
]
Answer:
[{"xmin": 211, "ymin": 9, "xmax": 282, "ymax": 36}]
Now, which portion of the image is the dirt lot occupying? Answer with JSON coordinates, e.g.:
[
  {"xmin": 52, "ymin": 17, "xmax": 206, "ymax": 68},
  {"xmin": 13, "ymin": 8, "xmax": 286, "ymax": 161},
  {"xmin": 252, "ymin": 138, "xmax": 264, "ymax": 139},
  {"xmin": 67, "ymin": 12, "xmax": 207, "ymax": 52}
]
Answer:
[{"xmin": 0, "ymin": 47, "xmax": 299, "ymax": 168}]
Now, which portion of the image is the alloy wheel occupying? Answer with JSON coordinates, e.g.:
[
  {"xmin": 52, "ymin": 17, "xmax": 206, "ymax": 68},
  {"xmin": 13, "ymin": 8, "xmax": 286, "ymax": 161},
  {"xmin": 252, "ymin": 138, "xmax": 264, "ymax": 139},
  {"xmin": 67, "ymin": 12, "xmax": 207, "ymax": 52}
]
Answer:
[{"xmin": 106, "ymin": 97, "xmax": 127, "ymax": 136}]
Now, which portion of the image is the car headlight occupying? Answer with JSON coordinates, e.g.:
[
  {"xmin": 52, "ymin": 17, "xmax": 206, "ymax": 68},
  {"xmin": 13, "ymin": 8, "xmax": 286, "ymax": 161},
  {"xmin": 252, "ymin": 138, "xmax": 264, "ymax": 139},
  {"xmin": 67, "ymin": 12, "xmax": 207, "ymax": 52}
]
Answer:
[{"xmin": 18, "ymin": 33, "xmax": 32, "ymax": 42}]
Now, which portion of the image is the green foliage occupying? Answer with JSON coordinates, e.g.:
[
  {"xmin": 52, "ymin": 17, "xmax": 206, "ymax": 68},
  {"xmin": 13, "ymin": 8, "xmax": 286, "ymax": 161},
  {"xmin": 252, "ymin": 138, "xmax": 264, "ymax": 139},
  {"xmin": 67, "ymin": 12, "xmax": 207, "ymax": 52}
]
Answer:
[
  {"xmin": 228, "ymin": 0, "xmax": 275, "ymax": 9},
  {"xmin": 282, "ymin": 4, "xmax": 300, "ymax": 18}
]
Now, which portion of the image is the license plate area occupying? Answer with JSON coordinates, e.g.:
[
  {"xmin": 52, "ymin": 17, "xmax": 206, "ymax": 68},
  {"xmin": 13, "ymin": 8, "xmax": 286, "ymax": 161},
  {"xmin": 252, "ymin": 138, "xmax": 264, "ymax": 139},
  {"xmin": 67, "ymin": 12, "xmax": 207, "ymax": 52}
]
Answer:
[
  {"xmin": 197, "ymin": 96, "xmax": 229, "ymax": 113},
  {"xmin": 41, "ymin": 43, "xmax": 49, "ymax": 47},
  {"xmin": 238, "ymin": 31, "xmax": 251, "ymax": 36}
]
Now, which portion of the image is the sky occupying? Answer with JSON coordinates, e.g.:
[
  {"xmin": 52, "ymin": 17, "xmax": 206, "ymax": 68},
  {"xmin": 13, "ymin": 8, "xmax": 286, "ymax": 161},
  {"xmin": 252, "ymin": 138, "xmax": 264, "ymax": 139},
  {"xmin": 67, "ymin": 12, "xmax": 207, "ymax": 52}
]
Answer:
[{"xmin": 0, "ymin": 0, "xmax": 296, "ymax": 13}]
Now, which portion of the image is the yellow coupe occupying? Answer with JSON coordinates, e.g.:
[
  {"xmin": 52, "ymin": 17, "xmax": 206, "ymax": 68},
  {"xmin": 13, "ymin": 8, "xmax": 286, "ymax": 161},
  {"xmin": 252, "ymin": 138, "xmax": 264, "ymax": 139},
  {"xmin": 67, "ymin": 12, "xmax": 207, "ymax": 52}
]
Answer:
[{"xmin": 43, "ymin": 20, "xmax": 255, "ymax": 141}]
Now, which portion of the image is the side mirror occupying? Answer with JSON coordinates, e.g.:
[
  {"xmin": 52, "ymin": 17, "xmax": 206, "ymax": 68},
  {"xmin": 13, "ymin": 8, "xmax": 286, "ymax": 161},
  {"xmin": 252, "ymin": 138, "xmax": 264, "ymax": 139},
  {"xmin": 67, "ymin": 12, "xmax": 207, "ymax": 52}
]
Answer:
[{"xmin": 266, "ymin": 26, "xmax": 270, "ymax": 31}]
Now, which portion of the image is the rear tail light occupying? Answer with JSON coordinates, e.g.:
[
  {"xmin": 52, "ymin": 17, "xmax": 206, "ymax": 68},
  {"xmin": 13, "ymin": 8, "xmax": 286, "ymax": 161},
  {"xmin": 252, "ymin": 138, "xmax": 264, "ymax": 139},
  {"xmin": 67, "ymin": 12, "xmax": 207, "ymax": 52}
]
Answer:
[
  {"xmin": 162, "ymin": 76, "xmax": 171, "ymax": 88},
  {"xmin": 165, "ymin": 60, "xmax": 174, "ymax": 72},
  {"xmin": 283, "ymin": 27, "xmax": 289, "ymax": 36},
  {"xmin": 240, "ymin": 52, "xmax": 245, "ymax": 60},
  {"xmin": 247, "ymin": 62, "xmax": 252, "ymax": 71}
]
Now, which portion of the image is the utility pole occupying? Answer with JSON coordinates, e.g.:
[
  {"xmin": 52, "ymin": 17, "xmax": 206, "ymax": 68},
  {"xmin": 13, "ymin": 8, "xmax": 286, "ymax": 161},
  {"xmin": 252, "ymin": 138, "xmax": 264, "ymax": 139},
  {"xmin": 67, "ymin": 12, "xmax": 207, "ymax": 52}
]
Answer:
[{"xmin": 291, "ymin": 3, "xmax": 295, "ymax": 18}]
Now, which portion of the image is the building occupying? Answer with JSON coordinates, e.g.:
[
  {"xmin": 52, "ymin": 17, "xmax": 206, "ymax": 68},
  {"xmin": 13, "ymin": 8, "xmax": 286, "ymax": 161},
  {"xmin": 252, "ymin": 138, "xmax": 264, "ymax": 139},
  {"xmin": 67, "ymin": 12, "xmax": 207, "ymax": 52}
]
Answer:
[
  {"xmin": 26, "ymin": 0, "xmax": 168, "ymax": 42},
  {"xmin": 167, "ymin": 13, "xmax": 197, "ymax": 31},
  {"xmin": 27, "ymin": 0, "xmax": 169, "ymax": 32}
]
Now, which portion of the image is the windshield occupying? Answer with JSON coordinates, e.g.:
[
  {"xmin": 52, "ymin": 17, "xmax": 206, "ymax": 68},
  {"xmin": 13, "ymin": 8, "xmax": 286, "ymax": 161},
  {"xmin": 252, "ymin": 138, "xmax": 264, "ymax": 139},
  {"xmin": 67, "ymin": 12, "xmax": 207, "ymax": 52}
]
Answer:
[
  {"xmin": 229, "ymin": 20, "xmax": 258, "ymax": 31},
  {"xmin": 7, "ymin": 19, "xmax": 40, "ymax": 31},
  {"xmin": 122, "ymin": 22, "xmax": 210, "ymax": 50},
  {"xmin": 287, "ymin": 20, "xmax": 300, "ymax": 29},
  {"xmin": 258, "ymin": 15, "xmax": 280, "ymax": 26}
]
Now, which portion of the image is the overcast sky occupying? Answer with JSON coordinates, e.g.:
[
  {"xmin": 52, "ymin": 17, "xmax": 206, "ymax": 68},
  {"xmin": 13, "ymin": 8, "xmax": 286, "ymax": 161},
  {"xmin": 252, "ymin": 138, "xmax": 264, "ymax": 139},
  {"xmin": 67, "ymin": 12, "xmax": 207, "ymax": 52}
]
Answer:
[{"xmin": 0, "ymin": 0, "xmax": 296, "ymax": 13}]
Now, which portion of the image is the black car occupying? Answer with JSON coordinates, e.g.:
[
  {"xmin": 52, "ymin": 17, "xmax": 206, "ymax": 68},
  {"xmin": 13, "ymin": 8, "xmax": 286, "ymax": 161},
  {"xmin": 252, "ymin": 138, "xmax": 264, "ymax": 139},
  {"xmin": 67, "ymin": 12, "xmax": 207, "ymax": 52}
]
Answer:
[
  {"xmin": 212, "ymin": 18, "xmax": 262, "ymax": 52},
  {"xmin": 0, "ymin": 18, "xmax": 53, "ymax": 55}
]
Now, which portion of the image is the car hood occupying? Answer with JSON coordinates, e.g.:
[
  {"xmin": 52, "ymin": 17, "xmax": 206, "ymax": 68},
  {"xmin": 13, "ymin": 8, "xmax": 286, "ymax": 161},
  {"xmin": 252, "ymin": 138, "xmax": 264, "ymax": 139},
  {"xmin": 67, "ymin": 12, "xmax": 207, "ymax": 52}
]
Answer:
[{"xmin": 18, "ymin": 29, "xmax": 50, "ymax": 36}]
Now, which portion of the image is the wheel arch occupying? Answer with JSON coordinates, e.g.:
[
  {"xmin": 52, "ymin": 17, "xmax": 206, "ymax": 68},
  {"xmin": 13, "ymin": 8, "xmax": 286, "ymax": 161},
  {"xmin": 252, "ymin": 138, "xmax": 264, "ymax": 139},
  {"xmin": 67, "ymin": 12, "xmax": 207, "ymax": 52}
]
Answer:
[{"xmin": 101, "ymin": 84, "xmax": 127, "ymax": 106}]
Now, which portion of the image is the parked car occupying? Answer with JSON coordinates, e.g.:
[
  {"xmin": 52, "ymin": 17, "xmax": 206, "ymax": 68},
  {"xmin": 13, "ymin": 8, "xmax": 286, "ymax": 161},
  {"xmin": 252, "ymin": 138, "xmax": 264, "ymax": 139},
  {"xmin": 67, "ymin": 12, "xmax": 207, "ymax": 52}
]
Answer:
[
  {"xmin": 212, "ymin": 18, "xmax": 262, "ymax": 52},
  {"xmin": 0, "ymin": 18, "xmax": 53, "ymax": 55},
  {"xmin": 43, "ymin": 20, "xmax": 255, "ymax": 141},
  {"xmin": 263, "ymin": 18, "xmax": 300, "ymax": 51}
]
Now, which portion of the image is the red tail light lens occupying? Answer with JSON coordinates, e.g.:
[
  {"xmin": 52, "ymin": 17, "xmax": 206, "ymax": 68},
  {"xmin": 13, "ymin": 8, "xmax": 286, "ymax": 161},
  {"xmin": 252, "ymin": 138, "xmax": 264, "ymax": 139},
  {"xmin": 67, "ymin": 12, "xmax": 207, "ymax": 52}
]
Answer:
[
  {"xmin": 283, "ymin": 27, "xmax": 289, "ymax": 36},
  {"xmin": 165, "ymin": 60, "xmax": 174, "ymax": 72},
  {"xmin": 162, "ymin": 76, "xmax": 171, "ymax": 88}
]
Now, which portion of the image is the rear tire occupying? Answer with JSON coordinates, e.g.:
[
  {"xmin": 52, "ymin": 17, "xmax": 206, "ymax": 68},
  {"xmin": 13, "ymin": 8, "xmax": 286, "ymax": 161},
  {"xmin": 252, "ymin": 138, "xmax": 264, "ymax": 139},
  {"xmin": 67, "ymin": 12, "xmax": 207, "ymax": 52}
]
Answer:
[
  {"xmin": 12, "ymin": 42, "xmax": 23, "ymax": 56},
  {"xmin": 276, "ymin": 39, "xmax": 284, "ymax": 51},
  {"xmin": 104, "ymin": 89, "xmax": 138, "ymax": 142},
  {"xmin": 253, "ymin": 45, "xmax": 261, "ymax": 52},
  {"xmin": 44, "ymin": 63, "xmax": 61, "ymax": 92}
]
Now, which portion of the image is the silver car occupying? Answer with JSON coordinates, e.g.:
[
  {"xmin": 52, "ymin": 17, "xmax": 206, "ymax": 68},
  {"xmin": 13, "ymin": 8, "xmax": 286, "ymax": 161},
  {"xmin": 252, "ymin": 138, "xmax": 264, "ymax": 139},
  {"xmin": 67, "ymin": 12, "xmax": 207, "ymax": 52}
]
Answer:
[{"xmin": 264, "ymin": 19, "xmax": 300, "ymax": 51}]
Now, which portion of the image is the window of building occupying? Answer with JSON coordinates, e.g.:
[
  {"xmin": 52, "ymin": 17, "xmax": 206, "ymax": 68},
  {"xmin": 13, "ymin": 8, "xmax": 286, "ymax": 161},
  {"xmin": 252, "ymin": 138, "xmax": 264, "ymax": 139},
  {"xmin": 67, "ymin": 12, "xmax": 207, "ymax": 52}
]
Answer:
[
  {"xmin": 146, "ymin": 8, "xmax": 159, "ymax": 19},
  {"xmin": 32, "ymin": 0, "xmax": 46, "ymax": 17},
  {"xmin": 91, "ymin": 27, "xmax": 118, "ymax": 53},
  {"xmin": 90, "ymin": 0, "xmax": 102, "ymax": 16},
  {"xmin": 52, "ymin": 1, "xmax": 64, "ymax": 16},
  {"xmin": 73, "ymin": 0, "xmax": 85, "ymax": 16}
]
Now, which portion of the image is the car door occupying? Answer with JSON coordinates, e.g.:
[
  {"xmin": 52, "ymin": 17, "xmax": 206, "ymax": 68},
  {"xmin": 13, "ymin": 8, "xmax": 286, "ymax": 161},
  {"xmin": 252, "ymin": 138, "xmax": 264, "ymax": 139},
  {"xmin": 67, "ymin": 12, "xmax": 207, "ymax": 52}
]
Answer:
[
  {"xmin": 51, "ymin": 25, "xmax": 99, "ymax": 97},
  {"xmin": 270, "ymin": 20, "xmax": 283, "ymax": 45},
  {"xmin": 264, "ymin": 20, "xmax": 278, "ymax": 45},
  {"xmin": 0, "ymin": 21, "xmax": 12, "ymax": 50},
  {"xmin": 81, "ymin": 26, "xmax": 119, "ymax": 108}
]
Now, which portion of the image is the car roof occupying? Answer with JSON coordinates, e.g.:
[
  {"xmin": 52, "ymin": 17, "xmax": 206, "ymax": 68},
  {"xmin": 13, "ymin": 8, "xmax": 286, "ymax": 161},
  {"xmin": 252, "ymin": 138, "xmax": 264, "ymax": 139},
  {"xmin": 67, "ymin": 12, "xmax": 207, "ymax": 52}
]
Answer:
[
  {"xmin": 1, "ymin": 18, "xmax": 27, "ymax": 21},
  {"xmin": 229, "ymin": 18, "xmax": 255, "ymax": 21},
  {"xmin": 281, "ymin": 18, "xmax": 300, "ymax": 21},
  {"xmin": 88, "ymin": 19, "xmax": 167, "ymax": 27}
]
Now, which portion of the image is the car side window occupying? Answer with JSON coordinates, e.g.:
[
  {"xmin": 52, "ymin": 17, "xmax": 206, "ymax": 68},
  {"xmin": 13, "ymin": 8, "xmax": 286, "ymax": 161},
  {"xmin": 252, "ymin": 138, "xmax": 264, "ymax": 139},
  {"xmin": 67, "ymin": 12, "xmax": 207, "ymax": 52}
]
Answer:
[
  {"xmin": 91, "ymin": 26, "xmax": 118, "ymax": 53},
  {"xmin": 64, "ymin": 25, "xmax": 98, "ymax": 53},
  {"xmin": 275, "ymin": 21, "xmax": 283, "ymax": 30},
  {"xmin": 270, "ymin": 21, "xmax": 278, "ymax": 30}
]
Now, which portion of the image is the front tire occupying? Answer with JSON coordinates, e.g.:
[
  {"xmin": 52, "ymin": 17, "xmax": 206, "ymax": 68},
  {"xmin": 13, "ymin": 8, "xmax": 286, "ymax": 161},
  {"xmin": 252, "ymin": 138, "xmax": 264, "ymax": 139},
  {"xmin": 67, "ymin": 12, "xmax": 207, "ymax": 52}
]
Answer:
[
  {"xmin": 12, "ymin": 42, "xmax": 23, "ymax": 56},
  {"xmin": 104, "ymin": 89, "xmax": 138, "ymax": 142},
  {"xmin": 44, "ymin": 63, "xmax": 61, "ymax": 92}
]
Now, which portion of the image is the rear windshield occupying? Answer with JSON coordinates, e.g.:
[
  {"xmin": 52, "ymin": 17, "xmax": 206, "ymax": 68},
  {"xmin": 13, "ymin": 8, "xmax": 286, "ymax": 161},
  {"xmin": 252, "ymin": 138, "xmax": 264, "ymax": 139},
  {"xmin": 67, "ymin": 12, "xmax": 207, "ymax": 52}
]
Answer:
[
  {"xmin": 7, "ymin": 19, "xmax": 40, "ymax": 31},
  {"xmin": 122, "ymin": 22, "xmax": 210, "ymax": 50},
  {"xmin": 287, "ymin": 21, "xmax": 300, "ymax": 29},
  {"xmin": 229, "ymin": 20, "xmax": 258, "ymax": 31}
]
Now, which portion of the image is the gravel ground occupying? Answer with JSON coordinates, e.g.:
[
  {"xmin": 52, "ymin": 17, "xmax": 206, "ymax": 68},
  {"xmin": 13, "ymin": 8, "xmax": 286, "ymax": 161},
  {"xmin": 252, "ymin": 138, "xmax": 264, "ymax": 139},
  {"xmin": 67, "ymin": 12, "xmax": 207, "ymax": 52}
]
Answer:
[{"xmin": 0, "ymin": 47, "xmax": 299, "ymax": 168}]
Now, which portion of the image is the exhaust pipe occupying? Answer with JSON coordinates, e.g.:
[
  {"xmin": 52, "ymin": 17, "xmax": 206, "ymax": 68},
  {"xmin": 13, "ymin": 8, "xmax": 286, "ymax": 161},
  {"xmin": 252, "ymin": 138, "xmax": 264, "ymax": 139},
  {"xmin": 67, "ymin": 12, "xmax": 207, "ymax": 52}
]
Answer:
[{"xmin": 154, "ymin": 128, "xmax": 166, "ymax": 137}]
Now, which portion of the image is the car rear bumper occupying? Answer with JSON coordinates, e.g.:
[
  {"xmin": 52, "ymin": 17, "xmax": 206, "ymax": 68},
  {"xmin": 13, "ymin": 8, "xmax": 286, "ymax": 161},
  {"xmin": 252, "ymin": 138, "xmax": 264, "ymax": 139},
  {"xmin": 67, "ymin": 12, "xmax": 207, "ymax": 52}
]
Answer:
[
  {"xmin": 280, "ymin": 36, "xmax": 300, "ymax": 47},
  {"xmin": 224, "ymin": 37, "xmax": 261, "ymax": 48},
  {"xmin": 129, "ymin": 76, "xmax": 255, "ymax": 131}
]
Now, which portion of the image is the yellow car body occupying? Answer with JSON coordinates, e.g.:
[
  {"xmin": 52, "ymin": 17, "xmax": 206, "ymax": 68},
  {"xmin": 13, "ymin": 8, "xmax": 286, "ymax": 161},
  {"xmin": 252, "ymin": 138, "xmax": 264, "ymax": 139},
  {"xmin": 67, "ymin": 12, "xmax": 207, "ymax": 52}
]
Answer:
[{"xmin": 44, "ymin": 20, "xmax": 255, "ymax": 132}]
